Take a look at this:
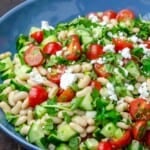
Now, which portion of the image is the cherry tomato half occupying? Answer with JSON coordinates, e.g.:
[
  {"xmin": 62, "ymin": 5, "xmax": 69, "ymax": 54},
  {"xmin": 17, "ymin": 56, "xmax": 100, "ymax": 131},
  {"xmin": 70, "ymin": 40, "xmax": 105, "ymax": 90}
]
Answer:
[
  {"xmin": 102, "ymin": 10, "xmax": 117, "ymax": 20},
  {"xmin": 24, "ymin": 45, "xmax": 44, "ymax": 67},
  {"xmin": 111, "ymin": 130, "xmax": 132, "ymax": 149},
  {"xmin": 31, "ymin": 30, "xmax": 44, "ymax": 43},
  {"xmin": 132, "ymin": 120, "xmax": 147, "ymax": 141},
  {"xmin": 129, "ymin": 98, "xmax": 150, "ymax": 121},
  {"xmin": 91, "ymin": 80, "xmax": 102, "ymax": 90},
  {"xmin": 144, "ymin": 130, "xmax": 150, "ymax": 147},
  {"xmin": 113, "ymin": 38, "xmax": 133, "ymax": 51},
  {"xmin": 116, "ymin": 9, "xmax": 135, "ymax": 22},
  {"xmin": 57, "ymin": 88, "xmax": 75, "ymax": 102},
  {"xmin": 43, "ymin": 42, "xmax": 62, "ymax": 55},
  {"xmin": 94, "ymin": 63, "xmax": 109, "ymax": 78},
  {"xmin": 86, "ymin": 44, "xmax": 103, "ymax": 60},
  {"xmin": 29, "ymin": 85, "xmax": 48, "ymax": 107},
  {"xmin": 144, "ymin": 40, "xmax": 150, "ymax": 49},
  {"xmin": 98, "ymin": 141, "xmax": 112, "ymax": 150},
  {"xmin": 65, "ymin": 34, "xmax": 82, "ymax": 61}
]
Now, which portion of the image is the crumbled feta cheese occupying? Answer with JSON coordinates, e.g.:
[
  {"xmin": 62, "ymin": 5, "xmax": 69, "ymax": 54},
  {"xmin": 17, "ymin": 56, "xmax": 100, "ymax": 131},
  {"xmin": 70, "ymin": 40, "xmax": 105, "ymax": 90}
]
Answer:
[
  {"xmin": 30, "ymin": 70, "xmax": 44, "ymax": 84},
  {"xmin": 60, "ymin": 73, "xmax": 77, "ymax": 89},
  {"xmin": 56, "ymin": 50, "xmax": 63, "ymax": 56},
  {"xmin": 125, "ymin": 83, "xmax": 134, "ymax": 91},
  {"xmin": 41, "ymin": 21, "xmax": 54, "ymax": 30},
  {"xmin": 103, "ymin": 44, "xmax": 115, "ymax": 53},
  {"xmin": 118, "ymin": 60, "xmax": 124, "ymax": 66},
  {"xmin": 129, "ymin": 35, "xmax": 142, "ymax": 43},
  {"xmin": 120, "ymin": 47, "xmax": 131, "ymax": 59},
  {"xmin": 138, "ymin": 82, "xmax": 149, "ymax": 98},
  {"xmin": 88, "ymin": 14, "xmax": 99, "ymax": 22},
  {"xmin": 106, "ymin": 82, "xmax": 118, "ymax": 101},
  {"xmin": 97, "ymin": 57, "xmax": 105, "ymax": 64}
]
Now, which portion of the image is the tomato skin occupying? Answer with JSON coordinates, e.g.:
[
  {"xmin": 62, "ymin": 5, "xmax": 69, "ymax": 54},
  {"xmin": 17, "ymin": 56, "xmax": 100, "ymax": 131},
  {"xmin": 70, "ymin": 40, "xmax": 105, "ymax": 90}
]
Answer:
[
  {"xmin": 144, "ymin": 130, "xmax": 150, "ymax": 147},
  {"xmin": 98, "ymin": 141, "xmax": 112, "ymax": 150},
  {"xmin": 94, "ymin": 63, "xmax": 109, "ymax": 78},
  {"xmin": 86, "ymin": 44, "xmax": 103, "ymax": 60},
  {"xmin": 91, "ymin": 80, "xmax": 102, "ymax": 90},
  {"xmin": 116, "ymin": 9, "xmax": 135, "ymax": 21},
  {"xmin": 144, "ymin": 40, "xmax": 150, "ymax": 49},
  {"xmin": 129, "ymin": 98, "xmax": 150, "ymax": 121},
  {"xmin": 113, "ymin": 38, "xmax": 133, "ymax": 51},
  {"xmin": 29, "ymin": 85, "xmax": 48, "ymax": 107},
  {"xmin": 31, "ymin": 31, "xmax": 44, "ymax": 43},
  {"xmin": 102, "ymin": 10, "xmax": 117, "ymax": 19},
  {"xmin": 132, "ymin": 120, "xmax": 147, "ymax": 141},
  {"xmin": 57, "ymin": 88, "xmax": 75, "ymax": 102},
  {"xmin": 24, "ymin": 45, "xmax": 44, "ymax": 67},
  {"xmin": 47, "ymin": 73, "xmax": 61, "ymax": 84},
  {"xmin": 43, "ymin": 42, "xmax": 62, "ymax": 55},
  {"xmin": 111, "ymin": 130, "xmax": 132, "ymax": 149},
  {"xmin": 65, "ymin": 34, "xmax": 82, "ymax": 61}
]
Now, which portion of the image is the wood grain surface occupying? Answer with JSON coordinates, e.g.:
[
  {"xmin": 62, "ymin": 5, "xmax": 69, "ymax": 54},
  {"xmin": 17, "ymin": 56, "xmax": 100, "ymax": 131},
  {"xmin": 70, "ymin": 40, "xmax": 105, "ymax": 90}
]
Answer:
[{"xmin": 0, "ymin": 1, "xmax": 25, "ymax": 150}]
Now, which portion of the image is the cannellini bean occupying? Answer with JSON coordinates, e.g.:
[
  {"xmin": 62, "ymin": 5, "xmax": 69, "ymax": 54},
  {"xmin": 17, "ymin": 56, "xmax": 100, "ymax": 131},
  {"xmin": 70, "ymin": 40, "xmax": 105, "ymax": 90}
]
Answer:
[
  {"xmin": 76, "ymin": 86, "xmax": 92, "ymax": 97},
  {"xmin": 15, "ymin": 116, "xmax": 27, "ymax": 126},
  {"xmin": 116, "ymin": 122, "xmax": 130, "ymax": 129},
  {"xmin": 2, "ymin": 87, "xmax": 13, "ymax": 95},
  {"xmin": 137, "ymin": 75, "xmax": 146, "ymax": 82},
  {"xmin": 80, "ymin": 132, "xmax": 87, "ymax": 138},
  {"xmin": 15, "ymin": 77, "xmax": 27, "ymax": 85},
  {"xmin": 58, "ymin": 30, "xmax": 68, "ymax": 40},
  {"xmin": 86, "ymin": 117, "xmax": 95, "ymax": 126},
  {"xmin": 8, "ymin": 91, "xmax": 18, "ymax": 106},
  {"xmin": 147, "ymin": 79, "xmax": 150, "ymax": 91},
  {"xmin": 124, "ymin": 96, "xmax": 134, "ymax": 103},
  {"xmin": 81, "ymin": 63, "xmax": 92, "ymax": 72},
  {"xmin": 72, "ymin": 116, "xmax": 87, "ymax": 127},
  {"xmin": 116, "ymin": 102, "xmax": 128, "ymax": 112},
  {"xmin": 132, "ymin": 27, "xmax": 140, "ymax": 33},
  {"xmin": 0, "ymin": 52, "xmax": 11, "ymax": 59},
  {"xmin": 20, "ymin": 110, "xmax": 28, "ymax": 116},
  {"xmin": 43, "ymin": 78, "xmax": 57, "ymax": 87},
  {"xmin": 97, "ymin": 77, "xmax": 108, "ymax": 85},
  {"xmin": 135, "ymin": 83, "xmax": 141, "ymax": 89},
  {"xmin": 100, "ymin": 88, "xmax": 109, "ymax": 97},
  {"xmin": 69, "ymin": 64, "xmax": 81, "ymax": 73},
  {"xmin": 69, "ymin": 122, "xmax": 84, "ymax": 133},
  {"xmin": 13, "ymin": 91, "xmax": 28, "ymax": 103},
  {"xmin": 78, "ymin": 75, "xmax": 91, "ymax": 89},
  {"xmin": 27, "ymin": 79, "xmax": 37, "ymax": 86},
  {"xmin": 37, "ymin": 66, "xmax": 47, "ymax": 76},
  {"xmin": 120, "ymin": 112, "xmax": 131, "ymax": 120},
  {"xmin": 74, "ymin": 110, "xmax": 85, "ymax": 115},
  {"xmin": 50, "ymin": 116, "xmax": 62, "ymax": 124},
  {"xmin": 17, "ymin": 74, "xmax": 29, "ymax": 81},
  {"xmin": 20, "ymin": 125, "xmax": 30, "ymax": 135},
  {"xmin": 0, "ymin": 102, "xmax": 11, "ymax": 113},
  {"xmin": 27, "ymin": 109, "xmax": 33, "ymax": 124},
  {"xmin": 48, "ymin": 86, "xmax": 59, "ymax": 99},
  {"xmin": 22, "ymin": 98, "xmax": 29, "ymax": 109},
  {"xmin": 11, "ymin": 101, "xmax": 22, "ymax": 114},
  {"xmin": 86, "ymin": 126, "xmax": 96, "ymax": 133}
]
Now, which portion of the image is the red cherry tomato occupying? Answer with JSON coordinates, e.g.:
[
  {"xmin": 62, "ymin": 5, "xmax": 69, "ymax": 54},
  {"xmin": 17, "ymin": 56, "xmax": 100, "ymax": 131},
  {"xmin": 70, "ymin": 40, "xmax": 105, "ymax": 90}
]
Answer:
[
  {"xmin": 144, "ymin": 40, "xmax": 150, "ymax": 49},
  {"xmin": 102, "ymin": 10, "xmax": 117, "ymax": 19},
  {"xmin": 113, "ymin": 38, "xmax": 133, "ymax": 51},
  {"xmin": 98, "ymin": 141, "xmax": 112, "ymax": 150},
  {"xmin": 29, "ymin": 85, "xmax": 48, "ymax": 107},
  {"xmin": 144, "ymin": 130, "xmax": 150, "ymax": 147},
  {"xmin": 132, "ymin": 120, "xmax": 147, "ymax": 141},
  {"xmin": 129, "ymin": 98, "xmax": 150, "ymax": 121},
  {"xmin": 65, "ymin": 34, "xmax": 82, "ymax": 61},
  {"xmin": 86, "ymin": 44, "xmax": 103, "ymax": 60},
  {"xmin": 94, "ymin": 63, "xmax": 109, "ymax": 78},
  {"xmin": 31, "ymin": 30, "xmax": 44, "ymax": 43},
  {"xmin": 43, "ymin": 42, "xmax": 62, "ymax": 55},
  {"xmin": 91, "ymin": 80, "xmax": 102, "ymax": 90},
  {"xmin": 24, "ymin": 45, "xmax": 44, "ymax": 67},
  {"xmin": 116, "ymin": 9, "xmax": 135, "ymax": 22},
  {"xmin": 57, "ymin": 88, "xmax": 75, "ymax": 102},
  {"xmin": 111, "ymin": 130, "xmax": 132, "ymax": 149}
]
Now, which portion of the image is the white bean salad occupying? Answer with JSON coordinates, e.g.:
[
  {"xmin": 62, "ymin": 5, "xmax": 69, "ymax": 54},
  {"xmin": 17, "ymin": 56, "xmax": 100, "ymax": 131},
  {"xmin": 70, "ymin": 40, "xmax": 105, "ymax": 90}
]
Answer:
[{"xmin": 0, "ymin": 9, "xmax": 150, "ymax": 150}]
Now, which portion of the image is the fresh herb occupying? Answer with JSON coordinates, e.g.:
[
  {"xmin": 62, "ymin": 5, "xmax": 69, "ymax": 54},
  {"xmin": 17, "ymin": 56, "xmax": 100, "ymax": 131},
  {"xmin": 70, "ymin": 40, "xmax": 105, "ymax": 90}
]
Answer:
[
  {"xmin": 63, "ymin": 112, "xmax": 71, "ymax": 123},
  {"xmin": 69, "ymin": 136, "xmax": 80, "ymax": 150},
  {"xmin": 141, "ymin": 57, "xmax": 150, "ymax": 76},
  {"xmin": 131, "ymin": 47, "xmax": 144, "ymax": 57},
  {"xmin": 5, "ymin": 113, "xmax": 18, "ymax": 124}
]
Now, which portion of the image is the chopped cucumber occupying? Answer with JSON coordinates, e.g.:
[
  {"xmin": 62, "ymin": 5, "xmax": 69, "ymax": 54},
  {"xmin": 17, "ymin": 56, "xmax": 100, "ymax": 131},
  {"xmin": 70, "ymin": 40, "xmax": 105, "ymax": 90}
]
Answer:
[
  {"xmin": 114, "ymin": 128, "xmax": 123, "ymax": 139},
  {"xmin": 127, "ymin": 140, "xmax": 145, "ymax": 150},
  {"xmin": 85, "ymin": 138, "xmax": 99, "ymax": 150},
  {"xmin": 125, "ymin": 61, "xmax": 140, "ymax": 79},
  {"xmin": 101, "ymin": 123, "xmax": 116, "ymax": 138},
  {"xmin": 34, "ymin": 105, "xmax": 47, "ymax": 118},
  {"xmin": 1, "ymin": 69, "xmax": 15, "ymax": 80},
  {"xmin": 56, "ymin": 144, "xmax": 71, "ymax": 150},
  {"xmin": 0, "ymin": 57, "xmax": 13, "ymax": 72},
  {"xmin": 80, "ymin": 93, "xmax": 93, "ymax": 110},
  {"xmin": 57, "ymin": 123, "xmax": 77, "ymax": 142}
]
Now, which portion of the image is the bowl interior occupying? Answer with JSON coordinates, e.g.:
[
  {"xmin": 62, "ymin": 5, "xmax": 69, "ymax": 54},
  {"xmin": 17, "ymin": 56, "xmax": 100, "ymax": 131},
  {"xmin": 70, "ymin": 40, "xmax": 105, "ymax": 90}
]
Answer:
[{"xmin": 0, "ymin": 0, "xmax": 150, "ymax": 149}]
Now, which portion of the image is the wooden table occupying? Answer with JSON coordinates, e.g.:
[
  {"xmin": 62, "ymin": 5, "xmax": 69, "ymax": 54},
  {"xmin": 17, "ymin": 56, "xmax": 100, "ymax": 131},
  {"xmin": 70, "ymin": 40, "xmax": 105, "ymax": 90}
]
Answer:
[{"xmin": 0, "ymin": 1, "xmax": 25, "ymax": 150}]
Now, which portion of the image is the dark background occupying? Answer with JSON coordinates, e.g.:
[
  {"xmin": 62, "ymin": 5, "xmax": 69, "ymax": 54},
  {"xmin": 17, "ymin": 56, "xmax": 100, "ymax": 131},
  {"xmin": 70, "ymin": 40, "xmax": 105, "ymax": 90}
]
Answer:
[{"xmin": 0, "ymin": 1, "xmax": 25, "ymax": 150}]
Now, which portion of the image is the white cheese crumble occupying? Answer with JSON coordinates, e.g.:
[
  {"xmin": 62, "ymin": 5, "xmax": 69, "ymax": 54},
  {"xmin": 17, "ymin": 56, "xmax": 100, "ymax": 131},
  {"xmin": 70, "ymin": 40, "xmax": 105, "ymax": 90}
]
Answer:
[
  {"xmin": 103, "ymin": 44, "xmax": 115, "ymax": 53},
  {"xmin": 56, "ymin": 50, "xmax": 63, "ymax": 56},
  {"xmin": 120, "ymin": 47, "xmax": 131, "ymax": 59},
  {"xmin": 60, "ymin": 72, "xmax": 77, "ymax": 89},
  {"xmin": 88, "ymin": 14, "xmax": 99, "ymax": 22},
  {"xmin": 129, "ymin": 35, "xmax": 142, "ymax": 43},
  {"xmin": 90, "ymin": 57, "xmax": 105, "ymax": 64},
  {"xmin": 29, "ymin": 69, "xmax": 44, "ymax": 84},
  {"xmin": 138, "ymin": 82, "xmax": 149, "ymax": 98},
  {"xmin": 125, "ymin": 83, "xmax": 134, "ymax": 91},
  {"xmin": 106, "ymin": 82, "xmax": 118, "ymax": 101},
  {"xmin": 41, "ymin": 21, "xmax": 54, "ymax": 30}
]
